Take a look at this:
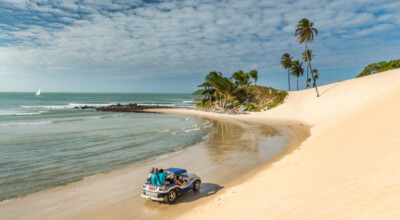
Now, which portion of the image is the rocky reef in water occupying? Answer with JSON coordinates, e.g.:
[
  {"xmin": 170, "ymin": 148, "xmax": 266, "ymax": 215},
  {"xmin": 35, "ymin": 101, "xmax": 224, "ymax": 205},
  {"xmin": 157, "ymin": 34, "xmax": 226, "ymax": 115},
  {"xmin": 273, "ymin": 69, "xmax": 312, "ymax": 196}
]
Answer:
[{"xmin": 74, "ymin": 103, "xmax": 173, "ymax": 113}]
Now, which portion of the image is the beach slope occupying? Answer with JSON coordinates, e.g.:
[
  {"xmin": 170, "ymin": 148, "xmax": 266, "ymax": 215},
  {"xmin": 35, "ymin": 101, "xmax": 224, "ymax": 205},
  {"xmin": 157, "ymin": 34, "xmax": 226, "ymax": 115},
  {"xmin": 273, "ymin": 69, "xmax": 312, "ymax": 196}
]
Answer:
[{"xmin": 179, "ymin": 69, "xmax": 400, "ymax": 219}]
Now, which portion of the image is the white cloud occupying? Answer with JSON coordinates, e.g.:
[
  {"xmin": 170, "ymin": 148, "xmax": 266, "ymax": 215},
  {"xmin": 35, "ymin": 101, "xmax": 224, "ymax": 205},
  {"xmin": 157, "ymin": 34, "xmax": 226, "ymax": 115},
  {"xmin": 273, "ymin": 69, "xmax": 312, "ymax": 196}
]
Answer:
[
  {"xmin": 0, "ymin": 0, "xmax": 399, "ymax": 82},
  {"xmin": 1, "ymin": 0, "xmax": 28, "ymax": 8},
  {"xmin": 351, "ymin": 23, "xmax": 394, "ymax": 37}
]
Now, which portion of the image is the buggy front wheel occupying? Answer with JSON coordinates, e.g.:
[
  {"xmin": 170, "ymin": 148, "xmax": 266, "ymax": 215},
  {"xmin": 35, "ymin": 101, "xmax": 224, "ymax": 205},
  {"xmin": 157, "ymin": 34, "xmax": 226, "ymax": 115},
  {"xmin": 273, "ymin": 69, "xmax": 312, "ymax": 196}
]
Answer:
[{"xmin": 193, "ymin": 180, "xmax": 200, "ymax": 191}]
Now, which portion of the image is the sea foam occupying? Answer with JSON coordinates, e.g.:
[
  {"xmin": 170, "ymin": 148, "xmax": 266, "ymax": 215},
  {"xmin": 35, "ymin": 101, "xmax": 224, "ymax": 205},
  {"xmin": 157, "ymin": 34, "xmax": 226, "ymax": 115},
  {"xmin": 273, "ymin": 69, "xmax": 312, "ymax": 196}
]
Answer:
[{"xmin": 0, "ymin": 121, "xmax": 53, "ymax": 127}]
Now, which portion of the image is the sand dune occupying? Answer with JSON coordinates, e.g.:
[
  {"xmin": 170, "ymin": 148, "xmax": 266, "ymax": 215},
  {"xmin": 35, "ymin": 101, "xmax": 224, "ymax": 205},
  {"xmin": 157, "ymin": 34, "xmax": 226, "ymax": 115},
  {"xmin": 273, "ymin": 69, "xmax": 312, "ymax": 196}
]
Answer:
[{"xmin": 177, "ymin": 69, "xmax": 400, "ymax": 219}]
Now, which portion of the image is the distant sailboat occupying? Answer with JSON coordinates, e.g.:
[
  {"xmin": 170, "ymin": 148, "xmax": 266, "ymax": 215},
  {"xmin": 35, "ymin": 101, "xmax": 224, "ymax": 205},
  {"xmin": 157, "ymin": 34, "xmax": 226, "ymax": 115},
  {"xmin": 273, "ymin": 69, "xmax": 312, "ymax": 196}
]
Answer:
[{"xmin": 36, "ymin": 89, "xmax": 41, "ymax": 96}]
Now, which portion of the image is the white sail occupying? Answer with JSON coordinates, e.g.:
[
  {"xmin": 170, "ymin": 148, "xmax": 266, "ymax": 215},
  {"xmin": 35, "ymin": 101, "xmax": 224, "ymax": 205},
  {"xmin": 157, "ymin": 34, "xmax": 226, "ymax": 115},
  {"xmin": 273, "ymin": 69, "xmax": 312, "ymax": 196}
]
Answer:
[{"xmin": 36, "ymin": 89, "xmax": 41, "ymax": 96}]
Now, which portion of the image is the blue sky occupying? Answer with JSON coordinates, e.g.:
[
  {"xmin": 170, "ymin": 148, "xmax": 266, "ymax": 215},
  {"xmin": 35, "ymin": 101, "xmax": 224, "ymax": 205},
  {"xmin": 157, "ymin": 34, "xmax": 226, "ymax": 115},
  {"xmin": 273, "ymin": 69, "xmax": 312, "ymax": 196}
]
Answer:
[{"xmin": 0, "ymin": 0, "xmax": 399, "ymax": 93}]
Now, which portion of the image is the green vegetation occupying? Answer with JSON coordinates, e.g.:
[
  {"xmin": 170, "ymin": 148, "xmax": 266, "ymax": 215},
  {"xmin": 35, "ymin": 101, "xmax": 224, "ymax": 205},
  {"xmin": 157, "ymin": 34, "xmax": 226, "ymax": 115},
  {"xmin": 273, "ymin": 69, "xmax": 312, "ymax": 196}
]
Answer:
[
  {"xmin": 266, "ymin": 88, "xmax": 287, "ymax": 109},
  {"xmin": 233, "ymin": 86, "xmax": 287, "ymax": 112},
  {"xmin": 356, "ymin": 59, "xmax": 400, "ymax": 78},
  {"xmin": 191, "ymin": 89, "xmax": 206, "ymax": 95},
  {"xmin": 195, "ymin": 70, "xmax": 287, "ymax": 112}
]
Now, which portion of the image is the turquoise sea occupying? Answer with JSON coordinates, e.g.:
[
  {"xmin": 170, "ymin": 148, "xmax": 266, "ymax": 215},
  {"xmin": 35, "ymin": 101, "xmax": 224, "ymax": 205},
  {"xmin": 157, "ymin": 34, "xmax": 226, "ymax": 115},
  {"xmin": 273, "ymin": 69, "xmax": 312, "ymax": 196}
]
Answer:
[{"xmin": 0, "ymin": 92, "xmax": 211, "ymax": 202}]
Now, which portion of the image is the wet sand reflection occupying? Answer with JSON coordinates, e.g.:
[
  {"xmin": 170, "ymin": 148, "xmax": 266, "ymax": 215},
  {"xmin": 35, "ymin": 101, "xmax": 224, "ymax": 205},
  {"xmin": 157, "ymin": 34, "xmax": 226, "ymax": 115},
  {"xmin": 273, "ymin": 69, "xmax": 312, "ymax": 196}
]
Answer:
[
  {"xmin": 135, "ymin": 119, "xmax": 289, "ymax": 219},
  {"xmin": 205, "ymin": 120, "xmax": 283, "ymax": 165}
]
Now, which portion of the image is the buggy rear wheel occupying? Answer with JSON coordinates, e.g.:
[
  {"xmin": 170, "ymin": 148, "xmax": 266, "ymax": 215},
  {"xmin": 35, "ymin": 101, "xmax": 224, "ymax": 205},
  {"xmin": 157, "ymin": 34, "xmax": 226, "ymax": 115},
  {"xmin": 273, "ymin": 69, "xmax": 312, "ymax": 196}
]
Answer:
[{"xmin": 165, "ymin": 190, "xmax": 177, "ymax": 204}]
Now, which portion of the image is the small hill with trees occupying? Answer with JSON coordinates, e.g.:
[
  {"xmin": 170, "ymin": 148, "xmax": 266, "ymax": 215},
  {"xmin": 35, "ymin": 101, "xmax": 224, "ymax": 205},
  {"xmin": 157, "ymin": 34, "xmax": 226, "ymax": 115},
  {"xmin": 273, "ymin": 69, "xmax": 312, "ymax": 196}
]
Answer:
[
  {"xmin": 194, "ymin": 70, "xmax": 287, "ymax": 113},
  {"xmin": 193, "ymin": 17, "xmax": 326, "ymax": 114},
  {"xmin": 356, "ymin": 59, "xmax": 400, "ymax": 78}
]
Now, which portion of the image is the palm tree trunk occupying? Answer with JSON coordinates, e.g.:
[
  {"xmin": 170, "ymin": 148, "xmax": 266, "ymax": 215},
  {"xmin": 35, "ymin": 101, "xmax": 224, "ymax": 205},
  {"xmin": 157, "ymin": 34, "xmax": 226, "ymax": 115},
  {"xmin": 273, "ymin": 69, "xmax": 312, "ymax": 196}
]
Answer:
[
  {"xmin": 305, "ymin": 43, "xmax": 320, "ymax": 97},
  {"xmin": 309, "ymin": 62, "xmax": 320, "ymax": 96},
  {"xmin": 305, "ymin": 64, "xmax": 309, "ymax": 89},
  {"xmin": 308, "ymin": 61, "xmax": 316, "ymax": 88},
  {"xmin": 287, "ymin": 70, "xmax": 290, "ymax": 91},
  {"xmin": 297, "ymin": 77, "xmax": 299, "ymax": 91}
]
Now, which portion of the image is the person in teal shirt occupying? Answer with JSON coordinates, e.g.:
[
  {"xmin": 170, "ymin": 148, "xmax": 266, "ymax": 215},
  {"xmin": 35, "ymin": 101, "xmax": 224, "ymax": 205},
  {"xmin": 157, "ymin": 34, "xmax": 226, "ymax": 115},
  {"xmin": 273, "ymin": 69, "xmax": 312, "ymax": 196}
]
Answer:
[
  {"xmin": 151, "ymin": 168, "xmax": 161, "ymax": 185},
  {"xmin": 158, "ymin": 169, "xmax": 171, "ymax": 188}
]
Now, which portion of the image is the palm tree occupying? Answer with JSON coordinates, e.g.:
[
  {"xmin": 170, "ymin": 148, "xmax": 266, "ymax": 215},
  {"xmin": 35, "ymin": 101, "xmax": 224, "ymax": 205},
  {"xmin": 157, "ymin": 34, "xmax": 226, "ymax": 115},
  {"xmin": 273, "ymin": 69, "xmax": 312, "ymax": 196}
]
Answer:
[
  {"xmin": 281, "ymin": 53, "xmax": 293, "ymax": 91},
  {"xmin": 249, "ymin": 70, "xmax": 258, "ymax": 86},
  {"xmin": 295, "ymin": 18, "xmax": 320, "ymax": 97},
  {"xmin": 291, "ymin": 60, "xmax": 304, "ymax": 91},
  {"xmin": 220, "ymin": 77, "xmax": 235, "ymax": 107},
  {"xmin": 302, "ymin": 49, "xmax": 314, "ymax": 88},
  {"xmin": 205, "ymin": 71, "xmax": 223, "ymax": 106},
  {"xmin": 205, "ymin": 71, "xmax": 237, "ymax": 107}
]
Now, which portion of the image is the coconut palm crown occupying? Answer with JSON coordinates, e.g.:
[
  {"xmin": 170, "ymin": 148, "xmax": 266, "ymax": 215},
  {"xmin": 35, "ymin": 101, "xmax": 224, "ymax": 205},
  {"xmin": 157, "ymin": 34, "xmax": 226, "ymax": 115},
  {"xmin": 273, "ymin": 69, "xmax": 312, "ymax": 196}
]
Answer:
[
  {"xmin": 295, "ymin": 18, "xmax": 318, "ymax": 44},
  {"xmin": 302, "ymin": 49, "xmax": 314, "ymax": 63},
  {"xmin": 231, "ymin": 70, "xmax": 251, "ymax": 87}
]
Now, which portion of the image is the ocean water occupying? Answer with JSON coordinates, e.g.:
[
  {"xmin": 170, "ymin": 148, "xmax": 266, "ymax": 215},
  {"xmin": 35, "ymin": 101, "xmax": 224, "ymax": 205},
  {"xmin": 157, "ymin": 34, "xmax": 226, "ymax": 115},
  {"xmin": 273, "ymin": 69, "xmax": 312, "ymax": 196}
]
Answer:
[{"xmin": 0, "ymin": 92, "xmax": 210, "ymax": 202}]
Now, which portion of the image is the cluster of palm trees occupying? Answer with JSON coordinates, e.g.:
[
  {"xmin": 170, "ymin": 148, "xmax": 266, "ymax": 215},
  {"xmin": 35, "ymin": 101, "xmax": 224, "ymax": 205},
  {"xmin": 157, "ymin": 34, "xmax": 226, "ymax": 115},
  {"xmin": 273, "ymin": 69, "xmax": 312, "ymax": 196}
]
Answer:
[
  {"xmin": 231, "ymin": 70, "xmax": 259, "ymax": 87},
  {"xmin": 203, "ymin": 70, "xmax": 258, "ymax": 107},
  {"xmin": 281, "ymin": 18, "xmax": 320, "ymax": 97}
]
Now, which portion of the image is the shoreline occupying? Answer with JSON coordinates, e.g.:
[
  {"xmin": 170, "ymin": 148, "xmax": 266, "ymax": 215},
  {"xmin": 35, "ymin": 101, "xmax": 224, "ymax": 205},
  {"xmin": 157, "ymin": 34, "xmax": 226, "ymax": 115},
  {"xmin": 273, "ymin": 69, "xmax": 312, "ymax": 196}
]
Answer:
[{"xmin": 0, "ymin": 110, "xmax": 308, "ymax": 220}]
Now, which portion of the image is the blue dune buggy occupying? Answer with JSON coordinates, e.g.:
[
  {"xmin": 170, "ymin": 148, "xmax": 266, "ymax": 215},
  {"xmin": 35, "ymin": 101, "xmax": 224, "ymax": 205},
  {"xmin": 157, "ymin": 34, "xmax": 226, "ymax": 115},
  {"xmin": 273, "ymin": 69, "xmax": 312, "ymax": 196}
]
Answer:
[{"xmin": 141, "ymin": 168, "xmax": 201, "ymax": 203}]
